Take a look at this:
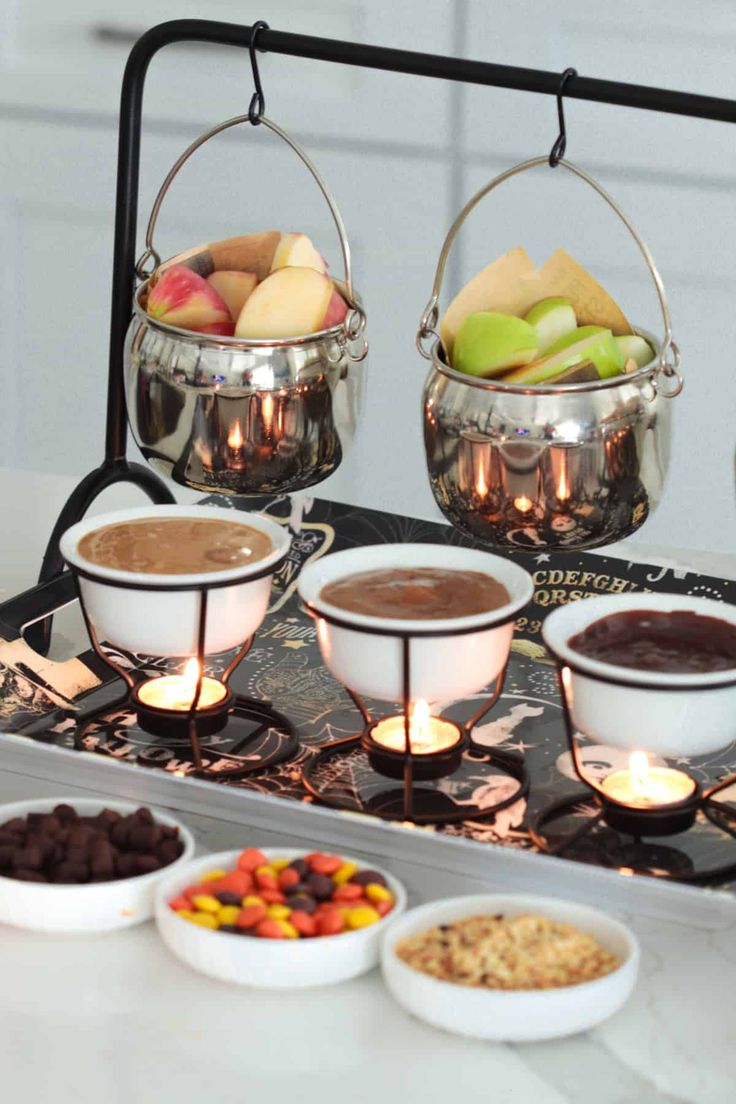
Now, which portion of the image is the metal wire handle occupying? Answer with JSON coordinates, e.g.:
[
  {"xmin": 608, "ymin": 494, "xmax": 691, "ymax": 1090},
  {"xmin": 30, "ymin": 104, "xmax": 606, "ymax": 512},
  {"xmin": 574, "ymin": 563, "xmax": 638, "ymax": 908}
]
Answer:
[
  {"xmin": 417, "ymin": 156, "xmax": 682, "ymax": 397},
  {"xmin": 135, "ymin": 114, "xmax": 366, "ymax": 348}
]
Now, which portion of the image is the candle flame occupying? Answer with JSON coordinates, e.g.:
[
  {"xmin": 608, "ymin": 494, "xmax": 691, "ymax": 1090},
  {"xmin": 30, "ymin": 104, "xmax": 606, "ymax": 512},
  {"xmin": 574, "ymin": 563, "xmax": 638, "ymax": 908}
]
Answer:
[
  {"xmin": 412, "ymin": 698, "xmax": 430, "ymax": 731},
  {"xmin": 227, "ymin": 420, "xmax": 244, "ymax": 450},
  {"xmin": 629, "ymin": 750, "xmax": 649, "ymax": 796},
  {"xmin": 475, "ymin": 463, "xmax": 488, "ymax": 498},
  {"xmin": 183, "ymin": 657, "xmax": 200, "ymax": 691},
  {"xmin": 262, "ymin": 393, "xmax": 274, "ymax": 436},
  {"xmin": 557, "ymin": 452, "xmax": 570, "ymax": 502},
  {"xmin": 514, "ymin": 494, "xmax": 532, "ymax": 513}
]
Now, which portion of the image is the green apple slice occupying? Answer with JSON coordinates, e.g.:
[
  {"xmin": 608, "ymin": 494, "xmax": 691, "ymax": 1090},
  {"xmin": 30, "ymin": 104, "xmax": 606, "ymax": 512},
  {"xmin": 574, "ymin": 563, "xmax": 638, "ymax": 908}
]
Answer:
[
  {"xmin": 502, "ymin": 328, "xmax": 624, "ymax": 385},
  {"xmin": 452, "ymin": 312, "xmax": 538, "ymax": 378},
  {"xmin": 524, "ymin": 297, "xmax": 577, "ymax": 354},
  {"xmin": 614, "ymin": 334, "xmax": 654, "ymax": 368}
]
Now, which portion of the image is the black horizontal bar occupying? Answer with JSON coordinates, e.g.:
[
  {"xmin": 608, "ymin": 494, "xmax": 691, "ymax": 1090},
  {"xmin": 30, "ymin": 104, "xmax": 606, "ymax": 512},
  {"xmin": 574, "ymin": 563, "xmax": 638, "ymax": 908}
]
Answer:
[{"xmin": 134, "ymin": 19, "xmax": 736, "ymax": 125}]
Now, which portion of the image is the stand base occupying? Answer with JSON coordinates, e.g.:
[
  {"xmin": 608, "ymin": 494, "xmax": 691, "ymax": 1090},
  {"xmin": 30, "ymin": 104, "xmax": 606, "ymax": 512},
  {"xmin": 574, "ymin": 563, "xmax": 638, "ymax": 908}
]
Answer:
[
  {"xmin": 302, "ymin": 733, "xmax": 528, "ymax": 825},
  {"xmin": 72, "ymin": 690, "xmax": 298, "ymax": 780},
  {"xmin": 529, "ymin": 791, "xmax": 736, "ymax": 883}
]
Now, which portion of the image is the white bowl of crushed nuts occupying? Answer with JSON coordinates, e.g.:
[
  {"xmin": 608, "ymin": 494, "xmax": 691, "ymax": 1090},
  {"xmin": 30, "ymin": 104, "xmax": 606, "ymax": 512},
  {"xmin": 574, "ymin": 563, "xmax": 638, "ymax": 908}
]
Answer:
[{"xmin": 381, "ymin": 893, "xmax": 639, "ymax": 1041}]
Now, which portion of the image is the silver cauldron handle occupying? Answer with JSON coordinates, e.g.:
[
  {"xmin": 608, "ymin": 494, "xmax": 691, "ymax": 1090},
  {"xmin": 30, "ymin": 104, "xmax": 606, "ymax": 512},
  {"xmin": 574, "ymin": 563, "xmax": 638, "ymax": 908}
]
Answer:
[
  {"xmin": 417, "ymin": 156, "xmax": 682, "ymax": 398},
  {"xmin": 135, "ymin": 114, "xmax": 367, "ymax": 359}
]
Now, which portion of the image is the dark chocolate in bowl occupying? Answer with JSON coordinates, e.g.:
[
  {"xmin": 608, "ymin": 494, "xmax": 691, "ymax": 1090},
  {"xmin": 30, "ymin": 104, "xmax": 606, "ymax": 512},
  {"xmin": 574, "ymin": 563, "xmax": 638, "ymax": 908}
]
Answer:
[{"xmin": 568, "ymin": 609, "xmax": 736, "ymax": 675}]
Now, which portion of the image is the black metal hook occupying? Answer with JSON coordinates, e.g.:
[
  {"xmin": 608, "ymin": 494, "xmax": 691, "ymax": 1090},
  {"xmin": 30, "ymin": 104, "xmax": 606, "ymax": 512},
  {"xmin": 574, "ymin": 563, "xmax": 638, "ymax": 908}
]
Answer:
[
  {"xmin": 248, "ymin": 20, "xmax": 270, "ymax": 125},
  {"xmin": 549, "ymin": 67, "xmax": 577, "ymax": 166}
]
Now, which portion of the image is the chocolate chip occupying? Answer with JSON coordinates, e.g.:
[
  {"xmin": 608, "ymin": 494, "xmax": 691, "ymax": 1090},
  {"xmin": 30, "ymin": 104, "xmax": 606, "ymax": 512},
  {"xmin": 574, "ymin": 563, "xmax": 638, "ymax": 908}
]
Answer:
[
  {"xmin": 134, "ymin": 807, "xmax": 154, "ymax": 825},
  {"xmin": 53, "ymin": 804, "xmax": 77, "ymax": 823},
  {"xmin": 55, "ymin": 861, "xmax": 89, "ymax": 883},
  {"xmin": 109, "ymin": 820, "xmax": 130, "ymax": 848},
  {"xmin": 287, "ymin": 858, "xmax": 309, "ymax": 879},
  {"xmin": 13, "ymin": 845, "xmax": 42, "ymax": 870},
  {"xmin": 128, "ymin": 825, "xmax": 156, "ymax": 852},
  {"xmin": 351, "ymin": 869, "xmax": 387, "ymax": 887},
  {"xmin": 115, "ymin": 853, "xmax": 137, "ymax": 878},
  {"xmin": 13, "ymin": 869, "xmax": 48, "ymax": 882},
  {"xmin": 133, "ymin": 855, "xmax": 160, "ymax": 876},
  {"xmin": 67, "ymin": 825, "xmax": 93, "ymax": 849},
  {"xmin": 156, "ymin": 839, "xmax": 181, "ymax": 865},
  {"xmin": 1, "ymin": 818, "xmax": 27, "ymax": 836},
  {"xmin": 306, "ymin": 872, "xmax": 334, "ymax": 900},
  {"xmin": 97, "ymin": 808, "xmax": 122, "ymax": 824}
]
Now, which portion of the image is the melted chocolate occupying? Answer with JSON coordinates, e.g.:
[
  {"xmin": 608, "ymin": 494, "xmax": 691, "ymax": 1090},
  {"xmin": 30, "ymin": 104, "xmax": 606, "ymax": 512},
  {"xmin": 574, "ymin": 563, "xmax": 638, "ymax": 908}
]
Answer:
[
  {"xmin": 569, "ymin": 609, "xmax": 736, "ymax": 674},
  {"xmin": 320, "ymin": 567, "xmax": 510, "ymax": 620},
  {"xmin": 78, "ymin": 517, "xmax": 272, "ymax": 575}
]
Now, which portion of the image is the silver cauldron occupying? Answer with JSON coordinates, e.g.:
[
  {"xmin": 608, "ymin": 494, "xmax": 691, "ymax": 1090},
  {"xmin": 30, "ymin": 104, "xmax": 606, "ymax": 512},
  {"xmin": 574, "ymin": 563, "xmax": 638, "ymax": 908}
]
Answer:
[
  {"xmin": 125, "ymin": 115, "xmax": 367, "ymax": 496},
  {"xmin": 418, "ymin": 158, "xmax": 683, "ymax": 552}
]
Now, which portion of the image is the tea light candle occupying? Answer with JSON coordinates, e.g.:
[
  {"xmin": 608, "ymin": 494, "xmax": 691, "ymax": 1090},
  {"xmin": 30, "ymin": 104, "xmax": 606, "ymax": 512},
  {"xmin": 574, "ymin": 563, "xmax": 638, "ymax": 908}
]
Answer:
[
  {"xmin": 601, "ymin": 751, "xmax": 696, "ymax": 807},
  {"xmin": 371, "ymin": 700, "xmax": 460, "ymax": 755},
  {"xmin": 227, "ymin": 419, "xmax": 246, "ymax": 471},
  {"xmin": 137, "ymin": 659, "xmax": 227, "ymax": 712}
]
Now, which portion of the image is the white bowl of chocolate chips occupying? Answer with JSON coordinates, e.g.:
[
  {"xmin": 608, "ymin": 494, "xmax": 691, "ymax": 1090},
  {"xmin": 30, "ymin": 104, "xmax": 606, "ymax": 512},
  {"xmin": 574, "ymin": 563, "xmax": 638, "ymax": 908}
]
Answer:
[{"xmin": 0, "ymin": 797, "xmax": 195, "ymax": 932}]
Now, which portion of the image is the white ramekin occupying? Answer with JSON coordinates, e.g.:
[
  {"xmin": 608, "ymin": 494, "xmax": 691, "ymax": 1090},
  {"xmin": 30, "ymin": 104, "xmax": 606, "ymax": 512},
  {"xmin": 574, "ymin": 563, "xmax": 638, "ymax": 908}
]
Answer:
[
  {"xmin": 0, "ymin": 797, "xmax": 195, "ymax": 932},
  {"xmin": 60, "ymin": 505, "xmax": 290, "ymax": 655},
  {"xmin": 155, "ymin": 848, "xmax": 406, "ymax": 988},
  {"xmin": 543, "ymin": 592, "xmax": 736, "ymax": 756},
  {"xmin": 381, "ymin": 893, "xmax": 639, "ymax": 1042},
  {"xmin": 297, "ymin": 543, "xmax": 533, "ymax": 702}
]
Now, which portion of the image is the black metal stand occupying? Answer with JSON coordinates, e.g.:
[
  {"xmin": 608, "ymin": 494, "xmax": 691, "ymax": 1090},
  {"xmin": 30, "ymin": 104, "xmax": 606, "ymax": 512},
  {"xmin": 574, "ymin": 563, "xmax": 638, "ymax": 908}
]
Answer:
[
  {"xmin": 300, "ymin": 596, "xmax": 529, "ymax": 825},
  {"xmin": 36, "ymin": 18, "xmax": 736, "ymax": 649},
  {"xmin": 63, "ymin": 547, "xmax": 297, "ymax": 779},
  {"xmin": 528, "ymin": 662, "xmax": 736, "ymax": 882}
]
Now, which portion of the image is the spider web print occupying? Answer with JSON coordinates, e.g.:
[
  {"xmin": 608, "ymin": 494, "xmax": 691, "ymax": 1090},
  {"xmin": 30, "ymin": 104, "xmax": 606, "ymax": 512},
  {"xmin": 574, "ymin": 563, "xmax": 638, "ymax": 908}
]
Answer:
[{"xmin": 8, "ymin": 493, "xmax": 736, "ymax": 890}]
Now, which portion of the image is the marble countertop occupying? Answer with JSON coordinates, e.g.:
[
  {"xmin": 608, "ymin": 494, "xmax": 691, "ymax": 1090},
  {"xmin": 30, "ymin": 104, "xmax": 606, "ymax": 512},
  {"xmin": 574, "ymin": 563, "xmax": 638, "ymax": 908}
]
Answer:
[{"xmin": 0, "ymin": 467, "xmax": 734, "ymax": 1103}]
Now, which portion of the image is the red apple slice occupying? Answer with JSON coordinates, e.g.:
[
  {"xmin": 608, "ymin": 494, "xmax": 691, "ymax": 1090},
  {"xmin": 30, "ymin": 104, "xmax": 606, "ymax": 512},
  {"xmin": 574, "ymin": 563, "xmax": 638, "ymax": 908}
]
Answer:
[
  {"xmin": 321, "ymin": 287, "xmax": 348, "ymax": 329},
  {"xmin": 197, "ymin": 320, "xmax": 236, "ymax": 336},
  {"xmin": 206, "ymin": 270, "xmax": 257, "ymax": 321},
  {"xmin": 235, "ymin": 267, "xmax": 334, "ymax": 339},
  {"xmin": 147, "ymin": 265, "xmax": 231, "ymax": 331},
  {"xmin": 270, "ymin": 232, "xmax": 327, "ymax": 275}
]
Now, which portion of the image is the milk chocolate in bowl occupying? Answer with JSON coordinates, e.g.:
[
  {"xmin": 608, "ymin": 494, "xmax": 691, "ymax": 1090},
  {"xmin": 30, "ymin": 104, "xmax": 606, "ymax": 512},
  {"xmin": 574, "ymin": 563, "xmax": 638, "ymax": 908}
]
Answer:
[
  {"xmin": 319, "ymin": 567, "xmax": 510, "ymax": 620},
  {"xmin": 78, "ymin": 517, "xmax": 273, "ymax": 575},
  {"xmin": 569, "ymin": 609, "xmax": 736, "ymax": 674}
]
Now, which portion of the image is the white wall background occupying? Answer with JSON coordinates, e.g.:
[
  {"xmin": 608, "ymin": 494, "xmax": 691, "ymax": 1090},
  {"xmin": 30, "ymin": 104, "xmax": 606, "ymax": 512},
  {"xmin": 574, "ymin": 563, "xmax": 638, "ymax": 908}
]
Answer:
[{"xmin": 0, "ymin": 0, "xmax": 734, "ymax": 551}]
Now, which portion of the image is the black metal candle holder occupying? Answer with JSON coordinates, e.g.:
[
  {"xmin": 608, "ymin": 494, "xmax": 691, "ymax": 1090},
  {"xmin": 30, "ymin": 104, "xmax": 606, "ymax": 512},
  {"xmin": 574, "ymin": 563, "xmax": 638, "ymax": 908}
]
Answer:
[
  {"xmin": 301, "ymin": 604, "xmax": 529, "ymax": 825},
  {"xmin": 0, "ymin": 550, "xmax": 298, "ymax": 780},
  {"xmin": 529, "ymin": 661, "xmax": 736, "ymax": 882}
]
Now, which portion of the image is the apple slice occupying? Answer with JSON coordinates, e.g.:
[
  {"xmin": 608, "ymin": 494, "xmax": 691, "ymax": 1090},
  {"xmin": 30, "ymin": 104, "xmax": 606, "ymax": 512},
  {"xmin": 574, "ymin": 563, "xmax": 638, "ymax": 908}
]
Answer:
[
  {"xmin": 524, "ymin": 298, "xmax": 577, "ymax": 354},
  {"xmin": 206, "ymin": 271, "xmax": 257, "ymax": 321},
  {"xmin": 614, "ymin": 334, "xmax": 654, "ymax": 368},
  {"xmin": 235, "ymin": 266, "xmax": 334, "ymax": 339},
  {"xmin": 270, "ymin": 232, "xmax": 327, "ymax": 275},
  {"xmin": 147, "ymin": 265, "xmax": 231, "ymax": 332},
  {"xmin": 321, "ymin": 287, "xmax": 348, "ymax": 329},
  {"xmin": 503, "ymin": 328, "xmax": 624, "ymax": 385},
  {"xmin": 198, "ymin": 320, "xmax": 236, "ymax": 336},
  {"xmin": 452, "ymin": 312, "xmax": 539, "ymax": 378}
]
